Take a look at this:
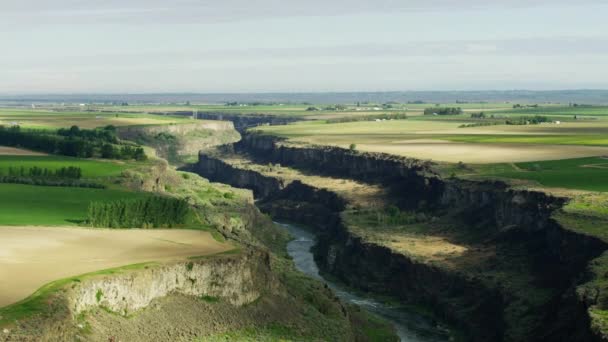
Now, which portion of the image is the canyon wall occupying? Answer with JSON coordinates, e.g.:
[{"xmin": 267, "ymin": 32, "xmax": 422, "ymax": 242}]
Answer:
[
  {"xmin": 197, "ymin": 113, "xmax": 298, "ymax": 132},
  {"xmin": 194, "ymin": 132, "xmax": 608, "ymax": 341}
]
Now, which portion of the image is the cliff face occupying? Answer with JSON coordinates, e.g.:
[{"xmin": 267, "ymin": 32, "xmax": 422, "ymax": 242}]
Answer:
[
  {"xmin": 118, "ymin": 121, "xmax": 240, "ymax": 158},
  {"xmin": 117, "ymin": 121, "xmax": 235, "ymax": 139},
  {"xmin": 196, "ymin": 154, "xmax": 284, "ymax": 198},
  {"xmin": 237, "ymin": 132, "xmax": 568, "ymax": 225},
  {"xmin": 69, "ymin": 250, "xmax": 275, "ymax": 317},
  {"xmin": 197, "ymin": 113, "xmax": 298, "ymax": 132},
  {"xmin": 194, "ymin": 133, "xmax": 608, "ymax": 341}
]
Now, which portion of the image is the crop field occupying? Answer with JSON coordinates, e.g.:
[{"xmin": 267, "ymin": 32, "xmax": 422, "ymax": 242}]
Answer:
[
  {"xmin": 494, "ymin": 106, "xmax": 608, "ymax": 117},
  {"xmin": 0, "ymin": 183, "xmax": 149, "ymax": 225},
  {"xmin": 0, "ymin": 227, "xmax": 232, "ymax": 307},
  {"xmin": 0, "ymin": 108, "xmax": 191, "ymax": 129},
  {"xmin": 0, "ymin": 155, "xmax": 131, "ymax": 178},
  {"xmin": 256, "ymin": 119, "xmax": 608, "ymax": 163},
  {"xmin": 442, "ymin": 157, "xmax": 608, "ymax": 192}
]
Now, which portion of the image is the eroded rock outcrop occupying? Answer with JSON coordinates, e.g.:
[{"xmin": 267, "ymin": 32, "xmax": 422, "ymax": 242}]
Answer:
[{"xmin": 70, "ymin": 250, "xmax": 275, "ymax": 316}]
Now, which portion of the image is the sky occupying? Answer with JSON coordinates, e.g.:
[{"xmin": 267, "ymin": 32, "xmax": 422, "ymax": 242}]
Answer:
[{"xmin": 1, "ymin": 0, "xmax": 608, "ymax": 94}]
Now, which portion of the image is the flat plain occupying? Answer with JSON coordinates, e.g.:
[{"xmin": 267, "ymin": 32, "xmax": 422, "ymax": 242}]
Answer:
[{"xmin": 257, "ymin": 119, "xmax": 608, "ymax": 163}]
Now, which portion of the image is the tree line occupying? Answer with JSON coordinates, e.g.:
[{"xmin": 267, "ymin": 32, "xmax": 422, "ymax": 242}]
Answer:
[
  {"xmin": 0, "ymin": 165, "xmax": 105, "ymax": 188},
  {"xmin": 0, "ymin": 125, "xmax": 146, "ymax": 160},
  {"xmin": 326, "ymin": 113, "xmax": 408, "ymax": 124},
  {"xmin": 1, "ymin": 166, "xmax": 82, "ymax": 179},
  {"xmin": 423, "ymin": 107, "xmax": 463, "ymax": 116},
  {"xmin": 87, "ymin": 196, "xmax": 190, "ymax": 228}
]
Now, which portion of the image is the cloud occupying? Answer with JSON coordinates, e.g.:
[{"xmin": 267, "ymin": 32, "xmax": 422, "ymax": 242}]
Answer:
[{"xmin": 2, "ymin": 0, "xmax": 605, "ymax": 25}]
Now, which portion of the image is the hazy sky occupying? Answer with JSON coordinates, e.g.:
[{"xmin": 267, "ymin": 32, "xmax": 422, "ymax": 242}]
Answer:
[{"xmin": 2, "ymin": 1, "xmax": 607, "ymax": 93}]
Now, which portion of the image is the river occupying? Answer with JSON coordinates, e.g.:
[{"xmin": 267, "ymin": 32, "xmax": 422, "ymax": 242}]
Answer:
[{"xmin": 275, "ymin": 221, "xmax": 451, "ymax": 342}]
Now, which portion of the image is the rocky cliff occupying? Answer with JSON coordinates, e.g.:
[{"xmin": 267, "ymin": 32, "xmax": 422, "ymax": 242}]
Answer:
[
  {"xmin": 118, "ymin": 121, "xmax": 240, "ymax": 158},
  {"xmin": 197, "ymin": 113, "xmax": 298, "ymax": 132},
  {"xmin": 69, "ymin": 250, "xmax": 275, "ymax": 316}
]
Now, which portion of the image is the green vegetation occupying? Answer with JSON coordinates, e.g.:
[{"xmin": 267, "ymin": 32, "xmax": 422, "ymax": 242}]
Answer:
[
  {"xmin": 199, "ymin": 295, "xmax": 220, "ymax": 303},
  {"xmin": 446, "ymin": 157, "xmax": 608, "ymax": 192},
  {"xmin": 197, "ymin": 323, "xmax": 300, "ymax": 341},
  {"xmin": 0, "ymin": 155, "xmax": 130, "ymax": 178},
  {"xmin": 0, "ymin": 164, "xmax": 105, "ymax": 188},
  {"xmin": 424, "ymin": 107, "xmax": 463, "ymax": 115},
  {"xmin": 0, "ymin": 125, "xmax": 146, "ymax": 160},
  {"xmin": 95, "ymin": 289, "xmax": 104, "ymax": 303},
  {"xmin": 0, "ymin": 108, "xmax": 191, "ymax": 129},
  {"xmin": 0, "ymin": 183, "xmax": 148, "ymax": 225},
  {"xmin": 326, "ymin": 112, "xmax": 407, "ymax": 123},
  {"xmin": 348, "ymin": 306, "xmax": 400, "ymax": 342},
  {"xmin": 87, "ymin": 196, "xmax": 191, "ymax": 228},
  {"xmin": 441, "ymin": 134, "xmax": 608, "ymax": 146},
  {"xmin": 496, "ymin": 105, "xmax": 608, "ymax": 117},
  {"xmin": 1, "ymin": 165, "xmax": 82, "ymax": 179}
]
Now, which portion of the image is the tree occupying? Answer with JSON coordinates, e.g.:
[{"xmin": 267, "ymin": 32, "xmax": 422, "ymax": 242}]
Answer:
[
  {"xmin": 101, "ymin": 144, "xmax": 115, "ymax": 158},
  {"xmin": 133, "ymin": 147, "xmax": 147, "ymax": 161},
  {"xmin": 349, "ymin": 143, "xmax": 357, "ymax": 151}
]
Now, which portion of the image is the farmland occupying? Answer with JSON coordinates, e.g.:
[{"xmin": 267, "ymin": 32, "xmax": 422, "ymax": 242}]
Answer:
[
  {"xmin": 0, "ymin": 155, "xmax": 131, "ymax": 179},
  {"xmin": 0, "ymin": 183, "xmax": 149, "ymax": 226},
  {"xmin": 255, "ymin": 118, "xmax": 608, "ymax": 163},
  {"xmin": 442, "ymin": 157, "xmax": 608, "ymax": 192},
  {"xmin": 0, "ymin": 108, "xmax": 191, "ymax": 129},
  {"xmin": 2, "ymin": 100, "xmax": 608, "ymax": 341}
]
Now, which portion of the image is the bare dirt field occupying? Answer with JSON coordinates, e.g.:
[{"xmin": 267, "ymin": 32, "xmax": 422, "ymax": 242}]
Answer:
[
  {"xmin": 0, "ymin": 227, "xmax": 232, "ymax": 307},
  {"xmin": 0, "ymin": 147, "xmax": 47, "ymax": 156}
]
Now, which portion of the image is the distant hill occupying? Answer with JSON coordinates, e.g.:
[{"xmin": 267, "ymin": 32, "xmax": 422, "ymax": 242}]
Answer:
[{"xmin": 1, "ymin": 90, "xmax": 607, "ymax": 105}]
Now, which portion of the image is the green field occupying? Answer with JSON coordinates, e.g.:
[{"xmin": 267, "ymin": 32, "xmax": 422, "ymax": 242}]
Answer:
[
  {"xmin": 0, "ymin": 108, "xmax": 191, "ymax": 129},
  {"xmin": 445, "ymin": 157, "xmax": 608, "ymax": 192},
  {"xmin": 0, "ymin": 155, "xmax": 131, "ymax": 178},
  {"xmin": 494, "ymin": 106, "xmax": 608, "ymax": 117},
  {"xmin": 0, "ymin": 183, "xmax": 149, "ymax": 225},
  {"xmin": 440, "ymin": 134, "xmax": 608, "ymax": 146}
]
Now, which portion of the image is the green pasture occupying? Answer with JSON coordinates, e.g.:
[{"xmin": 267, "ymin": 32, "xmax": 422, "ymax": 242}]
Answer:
[
  {"xmin": 441, "ymin": 134, "xmax": 608, "ymax": 147},
  {"xmin": 0, "ymin": 183, "xmax": 149, "ymax": 225},
  {"xmin": 494, "ymin": 106, "xmax": 608, "ymax": 117},
  {"xmin": 452, "ymin": 157, "xmax": 608, "ymax": 192},
  {"xmin": 0, "ymin": 155, "xmax": 131, "ymax": 178}
]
